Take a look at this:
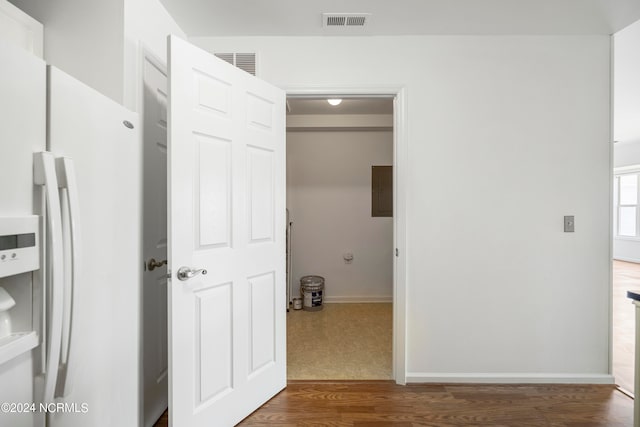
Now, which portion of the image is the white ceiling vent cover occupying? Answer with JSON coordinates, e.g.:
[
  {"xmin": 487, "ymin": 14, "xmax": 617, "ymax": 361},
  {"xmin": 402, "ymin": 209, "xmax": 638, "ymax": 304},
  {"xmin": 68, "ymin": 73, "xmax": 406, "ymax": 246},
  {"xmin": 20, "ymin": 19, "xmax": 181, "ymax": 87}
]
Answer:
[
  {"xmin": 323, "ymin": 13, "xmax": 371, "ymax": 28},
  {"xmin": 214, "ymin": 52, "xmax": 257, "ymax": 76}
]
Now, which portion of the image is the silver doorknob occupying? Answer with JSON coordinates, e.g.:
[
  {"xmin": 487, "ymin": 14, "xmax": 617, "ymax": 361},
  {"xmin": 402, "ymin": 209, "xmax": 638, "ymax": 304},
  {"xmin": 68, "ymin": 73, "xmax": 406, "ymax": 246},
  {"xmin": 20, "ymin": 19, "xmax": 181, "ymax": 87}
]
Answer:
[{"xmin": 177, "ymin": 266, "xmax": 208, "ymax": 281}]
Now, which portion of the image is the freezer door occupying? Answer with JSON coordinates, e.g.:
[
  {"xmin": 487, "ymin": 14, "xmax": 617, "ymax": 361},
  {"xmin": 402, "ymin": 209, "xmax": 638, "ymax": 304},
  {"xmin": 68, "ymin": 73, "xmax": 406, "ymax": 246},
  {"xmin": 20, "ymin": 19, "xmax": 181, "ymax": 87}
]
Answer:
[{"xmin": 0, "ymin": 39, "xmax": 45, "ymax": 427}]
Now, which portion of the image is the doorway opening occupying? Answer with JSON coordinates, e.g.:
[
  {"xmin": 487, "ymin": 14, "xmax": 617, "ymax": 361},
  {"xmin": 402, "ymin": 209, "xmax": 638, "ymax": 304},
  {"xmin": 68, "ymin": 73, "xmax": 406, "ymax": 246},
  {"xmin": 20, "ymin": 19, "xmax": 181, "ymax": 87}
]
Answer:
[
  {"xmin": 284, "ymin": 93, "xmax": 403, "ymax": 381},
  {"xmin": 140, "ymin": 49, "xmax": 169, "ymax": 427},
  {"xmin": 612, "ymin": 169, "xmax": 640, "ymax": 395},
  {"xmin": 141, "ymin": 70, "xmax": 408, "ymax": 424}
]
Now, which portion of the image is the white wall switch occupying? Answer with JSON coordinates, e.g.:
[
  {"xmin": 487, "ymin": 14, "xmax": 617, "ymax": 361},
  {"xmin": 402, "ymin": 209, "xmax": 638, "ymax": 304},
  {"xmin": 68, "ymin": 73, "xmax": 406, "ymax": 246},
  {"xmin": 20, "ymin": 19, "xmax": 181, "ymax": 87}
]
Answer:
[{"xmin": 564, "ymin": 215, "xmax": 575, "ymax": 232}]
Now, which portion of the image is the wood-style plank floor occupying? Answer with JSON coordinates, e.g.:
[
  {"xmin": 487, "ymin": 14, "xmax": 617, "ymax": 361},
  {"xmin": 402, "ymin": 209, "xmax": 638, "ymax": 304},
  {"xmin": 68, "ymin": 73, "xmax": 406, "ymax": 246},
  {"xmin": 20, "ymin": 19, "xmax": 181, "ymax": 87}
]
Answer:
[
  {"xmin": 240, "ymin": 382, "xmax": 632, "ymax": 426},
  {"xmin": 154, "ymin": 382, "xmax": 633, "ymax": 426}
]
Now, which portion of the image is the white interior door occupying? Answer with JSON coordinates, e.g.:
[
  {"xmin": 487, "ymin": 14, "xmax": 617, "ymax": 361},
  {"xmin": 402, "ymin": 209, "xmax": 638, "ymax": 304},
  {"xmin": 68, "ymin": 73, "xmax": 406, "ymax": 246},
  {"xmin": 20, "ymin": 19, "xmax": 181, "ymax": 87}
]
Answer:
[
  {"xmin": 167, "ymin": 35, "xmax": 286, "ymax": 426},
  {"xmin": 142, "ymin": 53, "xmax": 169, "ymax": 426}
]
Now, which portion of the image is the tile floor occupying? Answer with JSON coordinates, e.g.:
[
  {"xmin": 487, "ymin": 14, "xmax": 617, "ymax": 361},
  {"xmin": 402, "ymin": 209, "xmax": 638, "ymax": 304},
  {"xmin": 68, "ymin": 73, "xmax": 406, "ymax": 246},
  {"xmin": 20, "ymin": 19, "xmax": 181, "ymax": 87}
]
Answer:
[{"xmin": 287, "ymin": 303, "xmax": 392, "ymax": 380}]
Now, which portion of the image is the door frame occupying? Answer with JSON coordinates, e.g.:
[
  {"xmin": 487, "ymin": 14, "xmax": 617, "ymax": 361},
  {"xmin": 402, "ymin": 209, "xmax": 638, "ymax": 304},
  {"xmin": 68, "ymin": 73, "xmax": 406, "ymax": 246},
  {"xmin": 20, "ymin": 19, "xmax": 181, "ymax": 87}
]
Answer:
[{"xmin": 285, "ymin": 86, "xmax": 407, "ymax": 385}]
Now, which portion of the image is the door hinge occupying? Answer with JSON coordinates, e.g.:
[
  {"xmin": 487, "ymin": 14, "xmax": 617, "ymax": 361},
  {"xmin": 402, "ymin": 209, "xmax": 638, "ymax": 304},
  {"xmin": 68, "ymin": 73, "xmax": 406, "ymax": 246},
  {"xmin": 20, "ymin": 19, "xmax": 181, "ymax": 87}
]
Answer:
[{"xmin": 395, "ymin": 248, "xmax": 399, "ymax": 257}]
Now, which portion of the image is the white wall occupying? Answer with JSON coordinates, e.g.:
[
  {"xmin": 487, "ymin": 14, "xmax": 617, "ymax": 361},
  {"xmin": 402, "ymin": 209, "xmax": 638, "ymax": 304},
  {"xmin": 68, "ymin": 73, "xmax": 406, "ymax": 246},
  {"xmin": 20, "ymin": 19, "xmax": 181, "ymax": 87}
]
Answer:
[
  {"xmin": 613, "ymin": 20, "xmax": 640, "ymax": 262},
  {"xmin": 613, "ymin": 238, "xmax": 640, "ymax": 263},
  {"xmin": 193, "ymin": 35, "xmax": 612, "ymax": 382},
  {"xmin": 0, "ymin": 0, "xmax": 42, "ymax": 57},
  {"xmin": 9, "ymin": 0, "xmax": 124, "ymax": 103},
  {"xmin": 9, "ymin": 0, "xmax": 185, "ymax": 109},
  {"xmin": 614, "ymin": 143, "xmax": 640, "ymax": 168},
  {"xmin": 614, "ymin": 19, "xmax": 640, "ymax": 148},
  {"xmin": 123, "ymin": 0, "xmax": 185, "ymax": 110},
  {"xmin": 287, "ymin": 129, "xmax": 393, "ymax": 302}
]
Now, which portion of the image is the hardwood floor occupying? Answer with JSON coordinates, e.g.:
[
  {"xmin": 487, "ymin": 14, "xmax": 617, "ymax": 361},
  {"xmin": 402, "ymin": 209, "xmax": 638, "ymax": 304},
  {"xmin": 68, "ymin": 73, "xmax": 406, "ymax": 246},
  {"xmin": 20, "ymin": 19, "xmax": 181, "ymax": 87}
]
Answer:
[
  {"xmin": 154, "ymin": 381, "xmax": 633, "ymax": 426},
  {"xmin": 153, "ymin": 410, "xmax": 167, "ymax": 426},
  {"xmin": 240, "ymin": 382, "xmax": 632, "ymax": 426}
]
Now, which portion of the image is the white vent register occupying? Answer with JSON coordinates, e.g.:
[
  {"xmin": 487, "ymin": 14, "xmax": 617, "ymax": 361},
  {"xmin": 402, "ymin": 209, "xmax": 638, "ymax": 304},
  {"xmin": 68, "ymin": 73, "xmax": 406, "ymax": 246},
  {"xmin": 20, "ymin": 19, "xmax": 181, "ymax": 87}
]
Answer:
[
  {"xmin": 214, "ymin": 52, "xmax": 257, "ymax": 76},
  {"xmin": 323, "ymin": 13, "xmax": 371, "ymax": 28}
]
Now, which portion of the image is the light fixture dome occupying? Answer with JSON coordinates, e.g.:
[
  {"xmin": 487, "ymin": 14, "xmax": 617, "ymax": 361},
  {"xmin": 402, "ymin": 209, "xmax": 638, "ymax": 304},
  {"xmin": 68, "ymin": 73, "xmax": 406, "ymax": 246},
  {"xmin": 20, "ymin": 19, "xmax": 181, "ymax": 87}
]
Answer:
[{"xmin": 327, "ymin": 99, "xmax": 342, "ymax": 106}]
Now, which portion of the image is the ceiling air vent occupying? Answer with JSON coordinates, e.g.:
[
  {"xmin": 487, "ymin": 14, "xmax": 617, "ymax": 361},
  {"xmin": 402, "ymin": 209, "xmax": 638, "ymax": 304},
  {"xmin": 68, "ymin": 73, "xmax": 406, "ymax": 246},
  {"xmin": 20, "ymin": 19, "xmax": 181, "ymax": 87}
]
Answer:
[
  {"xmin": 323, "ymin": 13, "xmax": 371, "ymax": 28},
  {"xmin": 214, "ymin": 52, "xmax": 257, "ymax": 76}
]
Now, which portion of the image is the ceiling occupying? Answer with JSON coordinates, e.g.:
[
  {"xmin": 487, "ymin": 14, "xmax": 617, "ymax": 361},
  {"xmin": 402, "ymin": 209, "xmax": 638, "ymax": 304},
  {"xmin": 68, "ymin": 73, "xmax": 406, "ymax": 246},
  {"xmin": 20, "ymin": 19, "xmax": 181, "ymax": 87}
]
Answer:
[
  {"xmin": 287, "ymin": 98, "xmax": 393, "ymax": 116},
  {"xmin": 159, "ymin": 0, "xmax": 640, "ymax": 37}
]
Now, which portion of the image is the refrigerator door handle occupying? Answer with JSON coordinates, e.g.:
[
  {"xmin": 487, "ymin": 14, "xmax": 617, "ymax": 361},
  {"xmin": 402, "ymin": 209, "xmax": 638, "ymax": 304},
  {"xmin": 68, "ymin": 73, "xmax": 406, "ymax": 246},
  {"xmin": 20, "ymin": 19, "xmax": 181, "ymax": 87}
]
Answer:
[
  {"xmin": 55, "ymin": 156, "xmax": 81, "ymax": 397},
  {"xmin": 33, "ymin": 152, "xmax": 65, "ymax": 404}
]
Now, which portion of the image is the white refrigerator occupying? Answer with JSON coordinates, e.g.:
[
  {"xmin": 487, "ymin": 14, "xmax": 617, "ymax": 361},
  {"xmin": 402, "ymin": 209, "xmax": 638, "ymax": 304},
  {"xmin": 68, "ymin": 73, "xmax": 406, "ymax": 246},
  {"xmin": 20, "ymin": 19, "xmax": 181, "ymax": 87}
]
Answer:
[{"xmin": 0, "ymin": 41, "xmax": 141, "ymax": 427}]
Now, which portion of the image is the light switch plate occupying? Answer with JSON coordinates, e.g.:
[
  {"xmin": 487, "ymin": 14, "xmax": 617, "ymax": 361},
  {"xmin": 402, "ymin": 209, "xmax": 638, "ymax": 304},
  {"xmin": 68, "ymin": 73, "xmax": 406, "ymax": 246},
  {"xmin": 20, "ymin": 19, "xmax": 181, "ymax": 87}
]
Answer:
[{"xmin": 564, "ymin": 216, "xmax": 575, "ymax": 232}]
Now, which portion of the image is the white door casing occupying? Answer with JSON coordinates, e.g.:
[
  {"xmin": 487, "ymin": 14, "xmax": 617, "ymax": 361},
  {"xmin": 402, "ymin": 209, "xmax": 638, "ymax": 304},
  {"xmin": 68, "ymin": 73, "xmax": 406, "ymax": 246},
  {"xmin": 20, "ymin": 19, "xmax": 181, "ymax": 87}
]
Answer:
[
  {"xmin": 168, "ymin": 35, "xmax": 286, "ymax": 426},
  {"xmin": 285, "ymin": 87, "xmax": 408, "ymax": 385},
  {"xmin": 142, "ymin": 52, "xmax": 169, "ymax": 427}
]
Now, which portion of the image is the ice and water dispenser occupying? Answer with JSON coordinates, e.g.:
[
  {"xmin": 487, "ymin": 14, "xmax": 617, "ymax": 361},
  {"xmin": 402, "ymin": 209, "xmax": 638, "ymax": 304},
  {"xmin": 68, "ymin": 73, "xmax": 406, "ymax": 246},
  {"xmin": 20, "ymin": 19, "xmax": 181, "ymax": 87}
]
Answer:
[{"xmin": 0, "ymin": 216, "xmax": 39, "ymax": 339}]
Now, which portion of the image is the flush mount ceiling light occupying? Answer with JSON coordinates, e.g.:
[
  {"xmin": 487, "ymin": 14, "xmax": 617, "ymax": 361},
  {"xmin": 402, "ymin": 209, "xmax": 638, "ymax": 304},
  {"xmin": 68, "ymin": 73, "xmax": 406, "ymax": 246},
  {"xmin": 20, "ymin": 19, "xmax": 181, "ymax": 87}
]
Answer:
[{"xmin": 327, "ymin": 99, "xmax": 342, "ymax": 106}]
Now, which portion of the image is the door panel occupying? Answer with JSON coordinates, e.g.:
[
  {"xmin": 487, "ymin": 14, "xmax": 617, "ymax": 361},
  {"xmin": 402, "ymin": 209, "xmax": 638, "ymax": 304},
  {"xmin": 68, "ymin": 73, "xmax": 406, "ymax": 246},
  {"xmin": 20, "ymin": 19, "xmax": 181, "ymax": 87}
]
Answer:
[
  {"xmin": 196, "ymin": 135, "xmax": 231, "ymax": 248},
  {"xmin": 168, "ymin": 35, "xmax": 286, "ymax": 427},
  {"xmin": 248, "ymin": 146, "xmax": 275, "ymax": 242},
  {"xmin": 194, "ymin": 282, "xmax": 232, "ymax": 404},
  {"xmin": 248, "ymin": 271, "xmax": 276, "ymax": 374}
]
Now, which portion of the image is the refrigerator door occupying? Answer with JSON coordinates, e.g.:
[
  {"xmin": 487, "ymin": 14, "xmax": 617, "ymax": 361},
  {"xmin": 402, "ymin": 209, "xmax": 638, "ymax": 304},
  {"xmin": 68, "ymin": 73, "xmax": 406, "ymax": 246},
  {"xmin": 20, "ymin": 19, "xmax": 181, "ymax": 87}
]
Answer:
[
  {"xmin": 33, "ymin": 152, "xmax": 65, "ymax": 407},
  {"xmin": 47, "ymin": 66, "xmax": 141, "ymax": 427},
  {"xmin": 0, "ymin": 40, "xmax": 45, "ymax": 427}
]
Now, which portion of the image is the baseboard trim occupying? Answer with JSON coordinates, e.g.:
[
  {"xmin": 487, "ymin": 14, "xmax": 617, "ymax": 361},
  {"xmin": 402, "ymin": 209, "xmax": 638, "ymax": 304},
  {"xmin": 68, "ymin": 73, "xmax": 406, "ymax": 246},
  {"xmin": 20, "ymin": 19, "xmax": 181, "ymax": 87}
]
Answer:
[
  {"xmin": 406, "ymin": 373, "xmax": 615, "ymax": 384},
  {"xmin": 616, "ymin": 385, "xmax": 634, "ymax": 399},
  {"xmin": 288, "ymin": 380, "xmax": 395, "ymax": 385},
  {"xmin": 613, "ymin": 256, "xmax": 640, "ymax": 264},
  {"xmin": 323, "ymin": 296, "xmax": 393, "ymax": 303}
]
